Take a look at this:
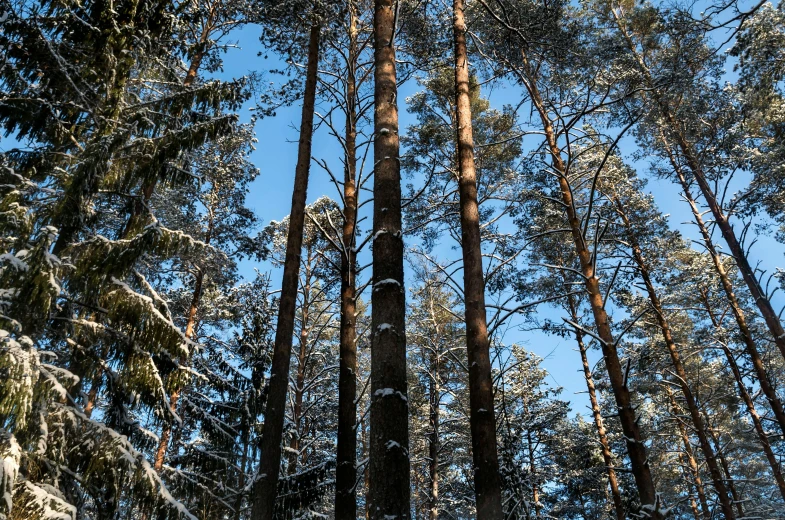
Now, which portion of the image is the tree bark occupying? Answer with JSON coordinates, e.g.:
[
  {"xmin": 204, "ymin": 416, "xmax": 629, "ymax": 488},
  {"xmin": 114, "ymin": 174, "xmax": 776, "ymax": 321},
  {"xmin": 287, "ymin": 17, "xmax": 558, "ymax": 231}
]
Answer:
[
  {"xmin": 368, "ymin": 0, "xmax": 411, "ymax": 515},
  {"xmin": 368, "ymin": 1, "xmax": 411, "ymax": 517},
  {"xmin": 251, "ymin": 25, "xmax": 321, "ymax": 520},
  {"xmin": 566, "ymin": 292, "xmax": 625, "ymax": 520},
  {"xmin": 452, "ymin": 1, "xmax": 504, "ymax": 518},
  {"xmin": 335, "ymin": 6, "xmax": 359, "ymax": 517},
  {"xmin": 612, "ymin": 196, "xmax": 735, "ymax": 518}
]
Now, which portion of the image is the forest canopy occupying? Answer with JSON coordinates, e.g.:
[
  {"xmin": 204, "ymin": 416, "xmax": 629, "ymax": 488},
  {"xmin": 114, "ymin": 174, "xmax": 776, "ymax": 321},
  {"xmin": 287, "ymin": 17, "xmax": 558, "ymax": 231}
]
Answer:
[{"xmin": 1, "ymin": 0, "xmax": 785, "ymax": 518}]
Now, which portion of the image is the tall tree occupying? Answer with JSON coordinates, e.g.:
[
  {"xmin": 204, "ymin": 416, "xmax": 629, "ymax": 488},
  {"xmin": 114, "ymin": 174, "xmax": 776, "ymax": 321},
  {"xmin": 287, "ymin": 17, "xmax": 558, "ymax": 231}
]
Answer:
[
  {"xmin": 368, "ymin": 0, "xmax": 411, "ymax": 516},
  {"xmin": 252, "ymin": 23, "xmax": 322, "ymax": 520},
  {"xmin": 451, "ymin": 0, "xmax": 503, "ymax": 516}
]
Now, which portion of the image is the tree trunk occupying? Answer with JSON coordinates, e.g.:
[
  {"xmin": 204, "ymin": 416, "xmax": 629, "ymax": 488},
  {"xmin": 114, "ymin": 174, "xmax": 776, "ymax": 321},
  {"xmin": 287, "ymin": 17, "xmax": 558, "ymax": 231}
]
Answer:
[
  {"xmin": 677, "ymin": 448, "xmax": 704, "ymax": 520},
  {"xmin": 613, "ymin": 196, "xmax": 735, "ymax": 518},
  {"xmin": 251, "ymin": 25, "xmax": 321, "ymax": 520},
  {"xmin": 427, "ymin": 348, "xmax": 440, "ymax": 520},
  {"xmin": 611, "ymin": 9, "xmax": 785, "ymax": 361},
  {"xmin": 369, "ymin": 1, "xmax": 411, "ymax": 517},
  {"xmin": 514, "ymin": 51, "xmax": 661, "ymax": 516},
  {"xmin": 664, "ymin": 386, "xmax": 711, "ymax": 520},
  {"xmin": 452, "ymin": 1, "xmax": 503, "ymax": 518},
  {"xmin": 566, "ymin": 293, "xmax": 625, "ymax": 520},
  {"xmin": 705, "ymin": 416, "xmax": 745, "ymax": 518},
  {"xmin": 335, "ymin": 6, "xmax": 359, "ymax": 517}
]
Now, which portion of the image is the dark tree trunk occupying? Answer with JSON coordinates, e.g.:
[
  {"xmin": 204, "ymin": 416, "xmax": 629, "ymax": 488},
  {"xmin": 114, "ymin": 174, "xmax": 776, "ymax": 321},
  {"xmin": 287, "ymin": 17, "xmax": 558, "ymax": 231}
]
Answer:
[
  {"xmin": 427, "ymin": 348, "xmax": 440, "ymax": 520},
  {"xmin": 451, "ymin": 0, "xmax": 503, "ymax": 517},
  {"xmin": 335, "ymin": 6, "xmax": 359, "ymax": 517},
  {"xmin": 368, "ymin": 0, "xmax": 411, "ymax": 517},
  {"xmin": 251, "ymin": 25, "xmax": 321, "ymax": 520},
  {"xmin": 664, "ymin": 386, "xmax": 711, "ymax": 520}
]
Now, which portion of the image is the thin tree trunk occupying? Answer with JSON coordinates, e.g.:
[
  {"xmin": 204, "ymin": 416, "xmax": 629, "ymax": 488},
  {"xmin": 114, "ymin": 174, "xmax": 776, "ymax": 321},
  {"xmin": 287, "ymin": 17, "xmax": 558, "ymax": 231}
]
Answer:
[
  {"xmin": 234, "ymin": 420, "xmax": 250, "ymax": 520},
  {"xmin": 612, "ymin": 196, "xmax": 735, "ymax": 518},
  {"xmin": 611, "ymin": 8, "xmax": 785, "ymax": 361},
  {"xmin": 513, "ymin": 52, "xmax": 661, "ymax": 516},
  {"xmin": 335, "ymin": 6, "xmax": 359, "ymax": 517},
  {"xmin": 677, "ymin": 448, "xmax": 704, "ymax": 520},
  {"xmin": 288, "ymin": 258, "xmax": 311, "ymax": 475},
  {"xmin": 699, "ymin": 290, "xmax": 785, "ymax": 504},
  {"xmin": 704, "ymin": 416, "xmax": 745, "ymax": 518},
  {"xmin": 522, "ymin": 398, "xmax": 540, "ymax": 519},
  {"xmin": 152, "ymin": 208, "xmax": 212, "ymax": 471},
  {"xmin": 566, "ymin": 292, "xmax": 625, "ymax": 520},
  {"xmin": 251, "ymin": 25, "xmax": 321, "ymax": 520},
  {"xmin": 427, "ymin": 348, "xmax": 440, "ymax": 520},
  {"xmin": 451, "ymin": 0, "xmax": 503, "ymax": 517},
  {"xmin": 664, "ymin": 386, "xmax": 711, "ymax": 520}
]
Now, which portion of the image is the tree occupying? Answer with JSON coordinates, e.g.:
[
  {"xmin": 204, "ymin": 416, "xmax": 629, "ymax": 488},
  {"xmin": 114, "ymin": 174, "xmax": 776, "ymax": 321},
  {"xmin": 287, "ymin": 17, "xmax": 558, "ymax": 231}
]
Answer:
[
  {"xmin": 252, "ymin": 19, "xmax": 322, "ymax": 520},
  {"xmin": 367, "ymin": 0, "xmax": 411, "ymax": 517}
]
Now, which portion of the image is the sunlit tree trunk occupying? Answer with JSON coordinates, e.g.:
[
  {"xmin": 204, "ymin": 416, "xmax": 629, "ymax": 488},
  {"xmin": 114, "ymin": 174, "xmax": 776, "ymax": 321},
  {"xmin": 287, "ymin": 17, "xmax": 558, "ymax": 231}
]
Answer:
[
  {"xmin": 566, "ymin": 292, "xmax": 625, "ymax": 520},
  {"xmin": 335, "ymin": 6, "xmax": 359, "ymax": 517}
]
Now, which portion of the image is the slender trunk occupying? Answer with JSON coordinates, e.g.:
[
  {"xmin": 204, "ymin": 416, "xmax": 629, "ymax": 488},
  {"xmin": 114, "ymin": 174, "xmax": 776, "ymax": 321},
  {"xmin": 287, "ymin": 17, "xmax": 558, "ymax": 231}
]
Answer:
[
  {"xmin": 664, "ymin": 386, "xmax": 711, "ymax": 520},
  {"xmin": 523, "ymin": 399, "xmax": 540, "ymax": 519},
  {"xmin": 699, "ymin": 290, "xmax": 785, "ymax": 503},
  {"xmin": 234, "ymin": 422, "xmax": 250, "ymax": 520},
  {"xmin": 288, "ymin": 265, "xmax": 310, "ymax": 475},
  {"xmin": 705, "ymin": 417, "xmax": 745, "ymax": 518},
  {"xmin": 613, "ymin": 196, "xmax": 735, "ymax": 518},
  {"xmin": 452, "ymin": 1, "xmax": 503, "ymax": 517},
  {"xmin": 428, "ymin": 349, "xmax": 440, "ymax": 520},
  {"xmin": 664, "ymin": 152, "xmax": 785, "ymax": 436},
  {"xmin": 288, "ymin": 316, "xmax": 308, "ymax": 475},
  {"xmin": 514, "ymin": 52, "xmax": 661, "ymax": 515},
  {"xmin": 335, "ymin": 7, "xmax": 359, "ymax": 517},
  {"xmin": 567, "ymin": 293, "xmax": 625, "ymax": 520},
  {"xmin": 677, "ymin": 448, "xmax": 703, "ymax": 520},
  {"xmin": 612, "ymin": 9, "xmax": 785, "ymax": 361},
  {"xmin": 251, "ymin": 25, "xmax": 321, "ymax": 520}
]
